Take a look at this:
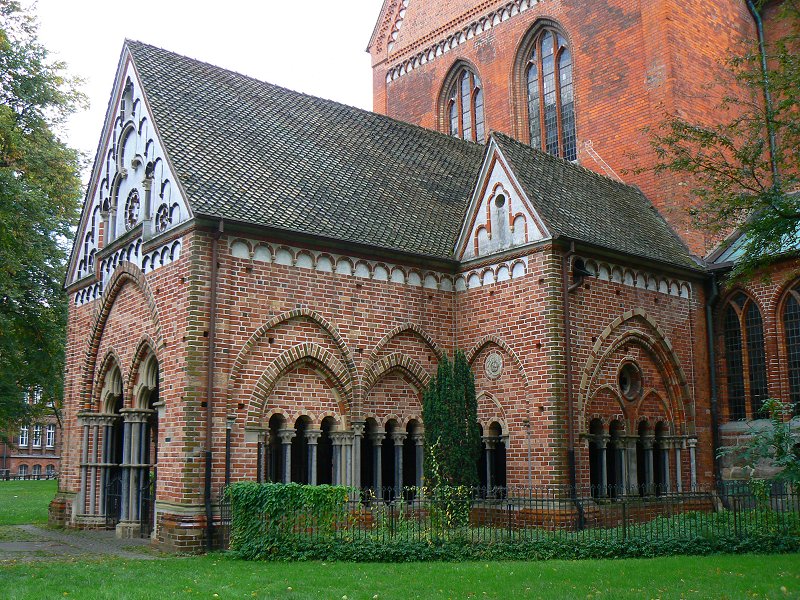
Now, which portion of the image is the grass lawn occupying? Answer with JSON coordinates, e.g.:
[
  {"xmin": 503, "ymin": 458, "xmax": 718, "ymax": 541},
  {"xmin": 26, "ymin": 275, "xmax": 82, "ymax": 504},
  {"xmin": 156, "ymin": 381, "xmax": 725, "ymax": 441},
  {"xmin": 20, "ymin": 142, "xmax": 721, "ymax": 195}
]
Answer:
[
  {"xmin": 1, "ymin": 553, "xmax": 798, "ymax": 599},
  {"xmin": 0, "ymin": 479, "xmax": 57, "ymax": 525}
]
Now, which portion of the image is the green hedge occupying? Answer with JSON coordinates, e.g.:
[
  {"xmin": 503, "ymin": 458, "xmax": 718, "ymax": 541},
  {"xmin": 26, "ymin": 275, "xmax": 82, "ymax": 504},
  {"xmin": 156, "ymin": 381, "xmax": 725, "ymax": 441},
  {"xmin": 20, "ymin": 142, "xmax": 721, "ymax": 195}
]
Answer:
[
  {"xmin": 226, "ymin": 482, "xmax": 800, "ymax": 562},
  {"xmin": 230, "ymin": 533, "xmax": 800, "ymax": 562}
]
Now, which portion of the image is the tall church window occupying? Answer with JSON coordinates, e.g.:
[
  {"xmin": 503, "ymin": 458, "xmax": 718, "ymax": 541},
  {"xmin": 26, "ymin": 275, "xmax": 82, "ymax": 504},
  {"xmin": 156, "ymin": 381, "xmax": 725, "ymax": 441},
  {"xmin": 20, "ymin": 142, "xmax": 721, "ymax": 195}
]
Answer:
[
  {"xmin": 525, "ymin": 27, "xmax": 577, "ymax": 161},
  {"xmin": 723, "ymin": 293, "xmax": 768, "ymax": 420},
  {"xmin": 445, "ymin": 67, "xmax": 485, "ymax": 143},
  {"xmin": 783, "ymin": 282, "xmax": 800, "ymax": 416}
]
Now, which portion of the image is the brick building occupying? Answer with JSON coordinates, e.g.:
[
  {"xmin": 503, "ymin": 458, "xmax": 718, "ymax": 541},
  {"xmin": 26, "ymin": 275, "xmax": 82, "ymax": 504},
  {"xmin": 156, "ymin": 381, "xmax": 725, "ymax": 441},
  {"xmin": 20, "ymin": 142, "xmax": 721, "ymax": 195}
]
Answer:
[
  {"xmin": 1, "ymin": 392, "xmax": 61, "ymax": 479},
  {"xmin": 50, "ymin": 1, "xmax": 797, "ymax": 551}
]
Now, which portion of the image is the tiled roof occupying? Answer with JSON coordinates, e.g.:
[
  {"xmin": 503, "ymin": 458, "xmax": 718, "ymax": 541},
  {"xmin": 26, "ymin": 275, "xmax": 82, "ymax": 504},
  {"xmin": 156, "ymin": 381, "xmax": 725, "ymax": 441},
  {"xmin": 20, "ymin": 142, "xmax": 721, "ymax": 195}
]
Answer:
[
  {"xmin": 126, "ymin": 41, "xmax": 696, "ymax": 269},
  {"xmin": 492, "ymin": 133, "xmax": 698, "ymax": 270},
  {"xmin": 127, "ymin": 41, "xmax": 484, "ymax": 260}
]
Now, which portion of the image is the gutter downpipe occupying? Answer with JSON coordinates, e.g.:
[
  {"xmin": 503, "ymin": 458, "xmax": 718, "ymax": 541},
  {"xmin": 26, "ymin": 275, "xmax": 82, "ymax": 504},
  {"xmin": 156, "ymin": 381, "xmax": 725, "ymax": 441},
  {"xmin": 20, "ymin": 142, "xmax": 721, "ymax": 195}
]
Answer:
[
  {"xmin": 704, "ymin": 274, "xmax": 725, "ymax": 499},
  {"xmin": 746, "ymin": 0, "xmax": 781, "ymax": 190},
  {"xmin": 205, "ymin": 218, "xmax": 223, "ymax": 551},
  {"xmin": 561, "ymin": 241, "xmax": 584, "ymax": 527}
]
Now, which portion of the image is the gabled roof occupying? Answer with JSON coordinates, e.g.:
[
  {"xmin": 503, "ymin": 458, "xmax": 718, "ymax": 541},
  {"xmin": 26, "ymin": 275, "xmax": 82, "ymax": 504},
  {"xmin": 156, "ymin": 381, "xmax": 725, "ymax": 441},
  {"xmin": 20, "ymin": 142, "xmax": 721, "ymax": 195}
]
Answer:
[
  {"xmin": 123, "ymin": 41, "xmax": 696, "ymax": 270},
  {"xmin": 491, "ymin": 133, "xmax": 699, "ymax": 270},
  {"xmin": 126, "ymin": 41, "xmax": 484, "ymax": 260}
]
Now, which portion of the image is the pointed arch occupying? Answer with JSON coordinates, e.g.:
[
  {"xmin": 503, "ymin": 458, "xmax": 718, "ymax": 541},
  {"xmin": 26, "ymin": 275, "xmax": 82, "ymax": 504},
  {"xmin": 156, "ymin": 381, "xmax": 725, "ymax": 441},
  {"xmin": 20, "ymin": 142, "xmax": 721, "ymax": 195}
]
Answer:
[
  {"xmin": 369, "ymin": 322, "xmax": 445, "ymax": 362},
  {"xmin": 245, "ymin": 343, "xmax": 353, "ymax": 428},
  {"xmin": 438, "ymin": 59, "xmax": 486, "ymax": 143},
  {"xmin": 82, "ymin": 262, "xmax": 162, "ymax": 410},
  {"xmin": 466, "ymin": 335, "xmax": 530, "ymax": 387},
  {"xmin": 93, "ymin": 348, "xmax": 124, "ymax": 411},
  {"xmin": 229, "ymin": 309, "xmax": 357, "ymax": 410},
  {"xmin": 578, "ymin": 309, "xmax": 691, "ymax": 434},
  {"xmin": 363, "ymin": 353, "xmax": 432, "ymax": 394}
]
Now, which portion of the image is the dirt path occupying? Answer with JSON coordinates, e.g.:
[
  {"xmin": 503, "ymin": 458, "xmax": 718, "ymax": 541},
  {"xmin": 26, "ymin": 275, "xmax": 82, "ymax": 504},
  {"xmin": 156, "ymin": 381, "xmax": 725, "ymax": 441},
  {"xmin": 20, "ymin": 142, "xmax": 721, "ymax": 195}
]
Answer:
[{"xmin": 0, "ymin": 524, "xmax": 163, "ymax": 562}]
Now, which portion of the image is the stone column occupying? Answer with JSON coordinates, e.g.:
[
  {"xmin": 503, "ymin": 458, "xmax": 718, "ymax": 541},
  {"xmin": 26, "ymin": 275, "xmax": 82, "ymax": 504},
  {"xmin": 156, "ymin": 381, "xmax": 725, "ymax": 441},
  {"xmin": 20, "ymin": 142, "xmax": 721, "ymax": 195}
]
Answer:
[
  {"xmin": 688, "ymin": 438, "xmax": 698, "ymax": 491},
  {"xmin": 613, "ymin": 439, "xmax": 626, "ymax": 497},
  {"xmin": 342, "ymin": 431, "xmax": 354, "ymax": 488},
  {"xmin": 675, "ymin": 439, "xmax": 683, "ymax": 493},
  {"xmin": 99, "ymin": 418, "xmax": 112, "ymax": 516},
  {"xmin": 120, "ymin": 419, "xmax": 132, "ymax": 521},
  {"xmin": 662, "ymin": 440, "xmax": 672, "ymax": 494},
  {"xmin": 625, "ymin": 437, "xmax": 639, "ymax": 496},
  {"xmin": 78, "ymin": 416, "xmax": 90, "ymax": 516},
  {"xmin": 391, "ymin": 431, "xmax": 407, "ymax": 496},
  {"xmin": 330, "ymin": 432, "xmax": 347, "ymax": 486},
  {"xmin": 89, "ymin": 420, "xmax": 100, "ymax": 515},
  {"xmin": 411, "ymin": 432, "xmax": 424, "ymax": 489},
  {"xmin": 642, "ymin": 436, "xmax": 655, "ymax": 495},
  {"xmin": 370, "ymin": 432, "xmax": 384, "ymax": 500},
  {"xmin": 305, "ymin": 429, "xmax": 322, "ymax": 486},
  {"xmin": 352, "ymin": 421, "xmax": 365, "ymax": 490},
  {"xmin": 598, "ymin": 435, "xmax": 609, "ymax": 498},
  {"xmin": 482, "ymin": 436, "xmax": 497, "ymax": 494},
  {"xmin": 278, "ymin": 429, "xmax": 296, "ymax": 484}
]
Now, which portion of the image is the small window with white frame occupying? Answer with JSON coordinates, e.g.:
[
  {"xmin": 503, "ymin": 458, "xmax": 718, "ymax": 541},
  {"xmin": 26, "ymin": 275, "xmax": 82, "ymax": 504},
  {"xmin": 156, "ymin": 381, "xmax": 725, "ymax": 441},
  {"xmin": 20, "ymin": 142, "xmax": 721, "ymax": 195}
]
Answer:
[
  {"xmin": 32, "ymin": 425, "xmax": 42, "ymax": 448},
  {"xmin": 46, "ymin": 424, "xmax": 55, "ymax": 448},
  {"xmin": 19, "ymin": 426, "xmax": 28, "ymax": 447},
  {"xmin": 32, "ymin": 465, "xmax": 42, "ymax": 478},
  {"xmin": 18, "ymin": 464, "xmax": 28, "ymax": 477}
]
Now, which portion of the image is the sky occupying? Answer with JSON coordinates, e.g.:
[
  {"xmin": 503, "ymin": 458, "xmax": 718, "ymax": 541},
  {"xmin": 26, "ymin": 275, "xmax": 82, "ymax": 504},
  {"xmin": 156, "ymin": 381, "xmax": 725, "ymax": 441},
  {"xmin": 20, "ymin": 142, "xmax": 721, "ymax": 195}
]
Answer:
[{"xmin": 23, "ymin": 0, "xmax": 381, "ymax": 177}]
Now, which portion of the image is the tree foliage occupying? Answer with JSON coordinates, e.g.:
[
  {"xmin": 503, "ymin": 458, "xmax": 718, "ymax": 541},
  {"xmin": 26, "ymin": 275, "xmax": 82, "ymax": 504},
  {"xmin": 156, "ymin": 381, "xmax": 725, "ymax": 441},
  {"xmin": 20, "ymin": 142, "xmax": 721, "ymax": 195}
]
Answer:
[
  {"xmin": 422, "ymin": 350, "xmax": 482, "ymax": 487},
  {"xmin": 646, "ymin": 2, "xmax": 799, "ymax": 276},
  {"xmin": 719, "ymin": 398, "xmax": 800, "ymax": 486},
  {"xmin": 0, "ymin": 0, "xmax": 84, "ymax": 431}
]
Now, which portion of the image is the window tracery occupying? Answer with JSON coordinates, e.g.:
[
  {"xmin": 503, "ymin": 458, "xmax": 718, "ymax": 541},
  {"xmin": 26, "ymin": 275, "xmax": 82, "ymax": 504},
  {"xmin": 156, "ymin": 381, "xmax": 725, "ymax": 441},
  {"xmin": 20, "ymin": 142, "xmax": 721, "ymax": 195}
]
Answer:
[
  {"xmin": 723, "ymin": 293, "xmax": 768, "ymax": 420},
  {"xmin": 524, "ymin": 27, "xmax": 577, "ymax": 161},
  {"xmin": 124, "ymin": 189, "xmax": 141, "ymax": 231},
  {"xmin": 445, "ymin": 67, "xmax": 485, "ymax": 143},
  {"xmin": 783, "ymin": 283, "xmax": 800, "ymax": 416}
]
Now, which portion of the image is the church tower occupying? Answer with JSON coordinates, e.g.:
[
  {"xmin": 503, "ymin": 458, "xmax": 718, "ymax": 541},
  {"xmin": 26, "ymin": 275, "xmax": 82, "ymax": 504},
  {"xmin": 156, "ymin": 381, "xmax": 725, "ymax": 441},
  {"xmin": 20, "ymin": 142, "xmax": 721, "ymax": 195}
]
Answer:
[{"xmin": 368, "ymin": 0, "xmax": 758, "ymax": 256}]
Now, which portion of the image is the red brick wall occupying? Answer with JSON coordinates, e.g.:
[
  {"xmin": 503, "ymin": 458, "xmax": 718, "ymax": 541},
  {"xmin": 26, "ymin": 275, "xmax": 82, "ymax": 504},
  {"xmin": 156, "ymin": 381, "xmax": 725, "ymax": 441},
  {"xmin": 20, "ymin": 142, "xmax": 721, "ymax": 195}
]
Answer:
[{"xmin": 370, "ymin": 0, "xmax": 757, "ymax": 255}]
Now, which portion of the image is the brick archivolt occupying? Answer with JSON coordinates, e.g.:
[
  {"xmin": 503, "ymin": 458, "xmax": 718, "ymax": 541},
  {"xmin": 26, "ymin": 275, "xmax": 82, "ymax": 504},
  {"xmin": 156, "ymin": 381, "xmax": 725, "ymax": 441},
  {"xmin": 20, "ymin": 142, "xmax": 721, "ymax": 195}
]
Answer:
[
  {"xmin": 228, "ymin": 238, "xmax": 529, "ymax": 292},
  {"xmin": 82, "ymin": 262, "xmax": 163, "ymax": 410},
  {"xmin": 245, "ymin": 343, "xmax": 353, "ymax": 428},
  {"xmin": 578, "ymin": 309, "xmax": 691, "ymax": 435},
  {"xmin": 362, "ymin": 352, "xmax": 431, "ymax": 394},
  {"xmin": 369, "ymin": 322, "xmax": 445, "ymax": 362},
  {"xmin": 466, "ymin": 334, "xmax": 530, "ymax": 388}
]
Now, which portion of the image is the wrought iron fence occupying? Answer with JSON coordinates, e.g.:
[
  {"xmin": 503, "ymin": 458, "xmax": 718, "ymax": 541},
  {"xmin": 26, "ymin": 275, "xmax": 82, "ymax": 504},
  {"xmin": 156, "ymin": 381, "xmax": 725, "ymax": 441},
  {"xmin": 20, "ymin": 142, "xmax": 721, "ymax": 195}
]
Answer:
[{"xmin": 218, "ymin": 481, "xmax": 800, "ymax": 550}]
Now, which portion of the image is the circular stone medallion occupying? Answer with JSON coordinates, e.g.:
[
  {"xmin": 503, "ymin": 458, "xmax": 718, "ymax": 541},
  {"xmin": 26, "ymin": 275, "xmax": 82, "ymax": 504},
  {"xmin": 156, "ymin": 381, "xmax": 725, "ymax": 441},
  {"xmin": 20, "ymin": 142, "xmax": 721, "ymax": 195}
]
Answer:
[{"xmin": 485, "ymin": 352, "xmax": 504, "ymax": 380}]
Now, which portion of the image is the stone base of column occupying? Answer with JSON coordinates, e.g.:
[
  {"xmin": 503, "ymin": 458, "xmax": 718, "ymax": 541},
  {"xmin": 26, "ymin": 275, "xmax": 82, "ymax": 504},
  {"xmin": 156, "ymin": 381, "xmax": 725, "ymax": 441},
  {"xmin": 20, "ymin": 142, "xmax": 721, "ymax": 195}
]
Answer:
[
  {"xmin": 75, "ymin": 515, "xmax": 108, "ymax": 529},
  {"xmin": 115, "ymin": 521, "xmax": 143, "ymax": 539}
]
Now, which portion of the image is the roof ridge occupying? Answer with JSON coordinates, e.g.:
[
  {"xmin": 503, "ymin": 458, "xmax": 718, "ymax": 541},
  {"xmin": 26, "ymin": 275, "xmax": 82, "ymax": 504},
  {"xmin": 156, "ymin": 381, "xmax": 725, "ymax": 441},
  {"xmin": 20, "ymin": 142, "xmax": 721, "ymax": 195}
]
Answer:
[
  {"xmin": 490, "ymin": 131, "xmax": 646, "ymax": 195},
  {"xmin": 125, "ymin": 39, "xmax": 482, "ymax": 153}
]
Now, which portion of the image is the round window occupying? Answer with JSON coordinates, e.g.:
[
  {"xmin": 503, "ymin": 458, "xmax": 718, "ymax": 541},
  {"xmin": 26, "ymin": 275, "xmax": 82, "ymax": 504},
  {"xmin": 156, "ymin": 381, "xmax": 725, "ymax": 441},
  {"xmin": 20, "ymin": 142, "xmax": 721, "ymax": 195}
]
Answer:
[
  {"xmin": 125, "ymin": 190, "xmax": 141, "ymax": 231},
  {"xmin": 618, "ymin": 363, "xmax": 642, "ymax": 401},
  {"xmin": 494, "ymin": 194, "xmax": 506, "ymax": 208}
]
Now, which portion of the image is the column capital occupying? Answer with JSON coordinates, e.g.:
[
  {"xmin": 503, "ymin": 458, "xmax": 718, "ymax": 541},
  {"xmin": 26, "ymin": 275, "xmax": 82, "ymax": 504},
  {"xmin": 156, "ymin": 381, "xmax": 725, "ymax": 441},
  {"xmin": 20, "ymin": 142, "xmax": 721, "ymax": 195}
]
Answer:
[
  {"xmin": 120, "ymin": 408, "xmax": 155, "ymax": 423},
  {"xmin": 329, "ymin": 431, "xmax": 350, "ymax": 445},
  {"xmin": 411, "ymin": 432, "xmax": 425, "ymax": 445},
  {"xmin": 369, "ymin": 431, "xmax": 386, "ymax": 444},
  {"xmin": 390, "ymin": 431, "xmax": 407, "ymax": 445},
  {"xmin": 305, "ymin": 429, "xmax": 323, "ymax": 444},
  {"xmin": 277, "ymin": 429, "xmax": 296, "ymax": 444},
  {"xmin": 641, "ymin": 436, "xmax": 655, "ymax": 450},
  {"xmin": 687, "ymin": 437, "xmax": 698, "ymax": 449},
  {"xmin": 482, "ymin": 435, "xmax": 499, "ymax": 450},
  {"xmin": 352, "ymin": 423, "xmax": 365, "ymax": 436}
]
